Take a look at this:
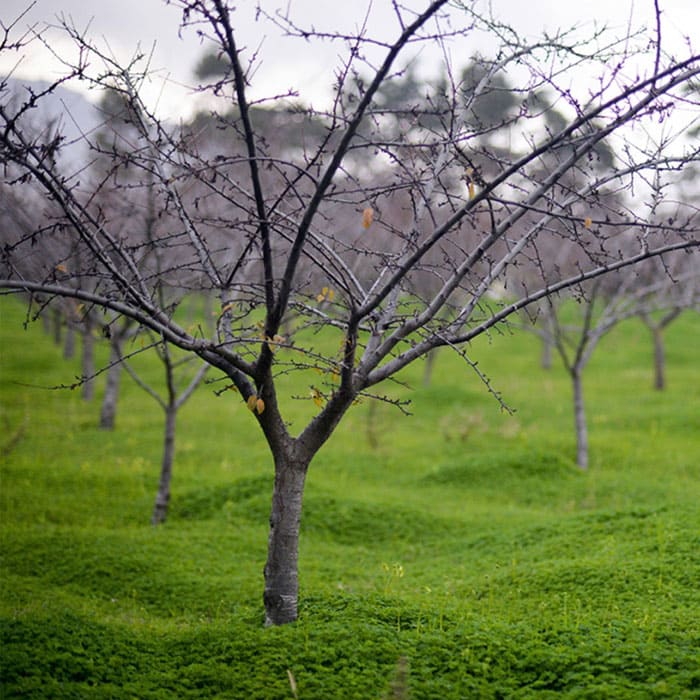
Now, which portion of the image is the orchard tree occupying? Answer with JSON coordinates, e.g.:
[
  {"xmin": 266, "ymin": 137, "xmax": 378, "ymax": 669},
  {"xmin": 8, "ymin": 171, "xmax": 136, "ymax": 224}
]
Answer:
[
  {"xmin": 638, "ymin": 272, "xmax": 699, "ymax": 390},
  {"xmin": 119, "ymin": 333, "xmax": 210, "ymax": 524},
  {"xmin": 527, "ymin": 263, "xmax": 696, "ymax": 469},
  {"xmin": 2, "ymin": 1, "xmax": 700, "ymax": 625}
]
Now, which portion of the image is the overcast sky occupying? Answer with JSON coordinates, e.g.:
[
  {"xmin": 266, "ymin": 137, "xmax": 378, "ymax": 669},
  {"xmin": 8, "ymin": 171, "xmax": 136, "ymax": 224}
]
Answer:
[{"xmin": 1, "ymin": 0, "xmax": 698, "ymax": 118}]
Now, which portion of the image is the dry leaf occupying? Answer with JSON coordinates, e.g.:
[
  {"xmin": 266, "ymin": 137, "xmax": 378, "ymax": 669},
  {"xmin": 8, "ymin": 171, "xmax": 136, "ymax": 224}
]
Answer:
[
  {"xmin": 310, "ymin": 388, "xmax": 323, "ymax": 408},
  {"xmin": 317, "ymin": 286, "xmax": 335, "ymax": 303},
  {"xmin": 362, "ymin": 207, "xmax": 374, "ymax": 229}
]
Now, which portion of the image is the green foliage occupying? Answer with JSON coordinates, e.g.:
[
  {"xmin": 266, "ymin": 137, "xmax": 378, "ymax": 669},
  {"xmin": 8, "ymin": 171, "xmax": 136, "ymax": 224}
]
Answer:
[
  {"xmin": 194, "ymin": 51, "xmax": 230, "ymax": 80},
  {"xmin": 1, "ymin": 298, "xmax": 699, "ymax": 698}
]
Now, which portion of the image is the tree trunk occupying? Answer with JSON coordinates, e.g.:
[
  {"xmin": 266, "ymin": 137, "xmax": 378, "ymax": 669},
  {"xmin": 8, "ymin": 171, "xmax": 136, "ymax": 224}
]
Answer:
[
  {"xmin": 81, "ymin": 320, "xmax": 95, "ymax": 401},
  {"xmin": 540, "ymin": 334, "xmax": 553, "ymax": 370},
  {"xmin": 652, "ymin": 326, "xmax": 666, "ymax": 391},
  {"xmin": 572, "ymin": 368, "xmax": 588, "ymax": 469},
  {"xmin": 422, "ymin": 348, "xmax": 438, "ymax": 386},
  {"xmin": 540, "ymin": 306, "xmax": 555, "ymax": 370},
  {"xmin": 41, "ymin": 309, "xmax": 51, "ymax": 335},
  {"xmin": 52, "ymin": 309, "xmax": 62, "ymax": 345},
  {"xmin": 99, "ymin": 337, "xmax": 122, "ymax": 429},
  {"xmin": 63, "ymin": 324, "xmax": 75, "ymax": 359},
  {"xmin": 263, "ymin": 452, "xmax": 309, "ymax": 626},
  {"xmin": 151, "ymin": 405, "xmax": 177, "ymax": 525}
]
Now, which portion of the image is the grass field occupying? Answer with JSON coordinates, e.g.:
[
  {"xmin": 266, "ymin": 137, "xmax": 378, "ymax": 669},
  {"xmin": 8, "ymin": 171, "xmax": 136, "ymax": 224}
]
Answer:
[{"xmin": 1, "ymin": 296, "xmax": 699, "ymax": 698}]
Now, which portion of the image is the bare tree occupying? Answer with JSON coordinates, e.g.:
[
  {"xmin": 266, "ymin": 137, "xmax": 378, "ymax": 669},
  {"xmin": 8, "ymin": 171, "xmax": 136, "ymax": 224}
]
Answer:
[
  {"xmin": 117, "ymin": 334, "xmax": 209, "ymax": 524},
  {"xmin": 636, "ymin": 257, "xmax": 699, "ymax": 390},
  {"xmin": 530, "ymin": 262, "xmax": 695, "ymax": 469},
  {"xmin": 99, "ymin": 315, "xmax": 137, "ymax": 428},
  {"xmin": 1, "ymin": 1, "xmax": 699, "ymax": 625}
]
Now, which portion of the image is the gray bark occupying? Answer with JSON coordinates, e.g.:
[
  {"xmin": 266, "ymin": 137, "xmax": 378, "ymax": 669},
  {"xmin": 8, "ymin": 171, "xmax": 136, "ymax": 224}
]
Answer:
[
  {"xmin": 422, "ymin": 348, "xmax": 438, "ymax": 386},
  {"xmin": 52, "ymin": 309, "xmax": 62, "ymax": 345},
  {"xmin": 540, "ymin": 306, "xmax": 554, "ymax": 370},
  {"xmin": 572, "ymin": 368, "xmax": 588, "ymax": 469},
  {"xmin": 81, "ymin": 319, "xmax": 95, "ymax": 401},
  {"xmin": 259, "ymin": 378, "xmax": 355, "ymax": 625},
  {"xmin": 151, "ymin": 404, "xmax": 177, "ymax": 525},
  {"xmin": 263, "ymin": 450, "xmax": 308, "ymax": 626},
  {"xmin": 99, "ymin": 336, "xmax": 122, "ymax": 429},
  {"xmin": 41, "ymin": 309, "xmax": 51, "ymax": 336},
  {"xmin": 540, "ymin": 334, "xmax": 553, "ymax": 370},
  {"xmin": 652, "ymin": 326, "xmax": 666, "ymax": 391},
  {"xmin": 63, "ymin": 324, "xmax": 75, "ymax": 359}
]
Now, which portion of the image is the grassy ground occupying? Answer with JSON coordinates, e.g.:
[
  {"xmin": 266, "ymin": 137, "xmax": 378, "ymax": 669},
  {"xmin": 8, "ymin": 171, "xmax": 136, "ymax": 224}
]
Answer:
[{"xmin": 1, "ymin": 297, "xmax": 699, "ymax": 699}]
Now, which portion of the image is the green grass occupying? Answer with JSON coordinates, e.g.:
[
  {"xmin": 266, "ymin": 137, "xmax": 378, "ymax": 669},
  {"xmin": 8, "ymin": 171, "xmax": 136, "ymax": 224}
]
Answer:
[{"xmin": 1, "ymin": 297, "xmax": 699, "ymax": 698}]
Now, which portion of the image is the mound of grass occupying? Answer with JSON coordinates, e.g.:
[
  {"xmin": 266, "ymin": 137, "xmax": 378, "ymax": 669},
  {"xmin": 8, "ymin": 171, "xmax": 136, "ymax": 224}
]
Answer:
[{"xmin": 1, "ymin": 297, "xmax": 699, "ymax": 698}]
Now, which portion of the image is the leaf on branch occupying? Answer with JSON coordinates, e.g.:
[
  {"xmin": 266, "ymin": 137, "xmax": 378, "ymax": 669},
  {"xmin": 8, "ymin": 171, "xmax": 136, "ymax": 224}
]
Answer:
[
  {"xmin": 362, "ymin": 207, "xmax": 374, "ymax": 229},
  {"xmin": 55, "ymin": 264, "xmax": 68, "ymax": 273},
  {"xmin": 584, "ymin": 217, "xmax": 593, "ymax": 229},
  {"xmin": 246, "ymin": 394, "xmax": 265, "ymax": 414},
  {"xmin": 310, "ymin": 387, "xmax": 323, "ymax": 408},
  {"xmin": 316, "ymin": 286, "xmax": 335, "ymax": 303},
  {"xmin": 465, "ymin": 167, "xmax": 476, "ymax": 199},
  {"xmin": 265, "ymin": 334, "xmax": 286, "ymax": 353}
]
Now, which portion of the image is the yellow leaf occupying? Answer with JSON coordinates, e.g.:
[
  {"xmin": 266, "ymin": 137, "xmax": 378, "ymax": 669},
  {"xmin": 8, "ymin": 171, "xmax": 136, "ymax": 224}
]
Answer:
[
  {"xmin": 468, "ymin": 181, "xmax": 476, "ymax": 199},
  {"xmin": 55, "ymin": 264, "xmax": 67, "ymax": 273},
  {"xmin": 584, "ymin": 217, "xmax": 592, "ymax": 229},
  {"xmin": 221, "ymin": 302, "xmax": 234, "ymax": 313},
  {"xmin": 247, "ymin": 395, "xmax": 258, "ymax": 412},
  {"xmin": 255, "ymin": 398, "xmax": 265, "ymax": 414},
  {"xmin": 317, "ymin": 286, "xmax": 335, "ymax": 303},
  {"xmin": 266, "ymin": 334, "xmax": 285, "ymax": 353},
  {"xmin": 310, "ymin": 388, "xmax": 323, "ymax": 408},
  {"xmin": 362, "ymin": 207, "xmax": 374, "ymax": 229}
]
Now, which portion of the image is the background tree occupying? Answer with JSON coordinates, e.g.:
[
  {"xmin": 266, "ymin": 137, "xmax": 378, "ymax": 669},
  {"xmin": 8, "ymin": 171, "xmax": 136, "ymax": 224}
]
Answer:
[
  {"xmin": 531, "ymin": 264, "xmax": 694, "ymax": 469},
  {"xmin": 635, "ymin": 255, "xmax": 699, "ymax": 390},
  {"xmin": 120, "ymin": 333, "xmax": 209, "ymax": 524},
  {"xmin": 1, "ymin": 1, "xmax": 699, "ymax": 625}
]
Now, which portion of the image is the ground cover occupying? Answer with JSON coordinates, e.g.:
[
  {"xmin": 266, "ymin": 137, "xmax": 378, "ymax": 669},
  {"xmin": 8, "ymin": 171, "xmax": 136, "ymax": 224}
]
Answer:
[{"xmin": 1, "ymin": 298, "xmax": 698, "ymax": 698}]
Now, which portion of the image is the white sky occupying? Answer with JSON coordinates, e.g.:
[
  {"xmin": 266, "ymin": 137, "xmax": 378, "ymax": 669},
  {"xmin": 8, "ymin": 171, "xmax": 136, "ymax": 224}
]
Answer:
[{"xmin": 1, "ymin": 0, "xmax": 698, "ymax": 119}]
